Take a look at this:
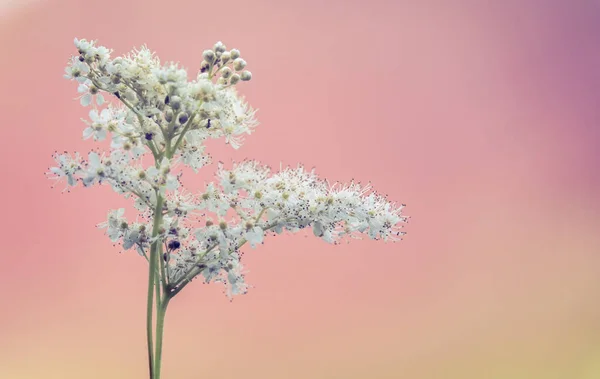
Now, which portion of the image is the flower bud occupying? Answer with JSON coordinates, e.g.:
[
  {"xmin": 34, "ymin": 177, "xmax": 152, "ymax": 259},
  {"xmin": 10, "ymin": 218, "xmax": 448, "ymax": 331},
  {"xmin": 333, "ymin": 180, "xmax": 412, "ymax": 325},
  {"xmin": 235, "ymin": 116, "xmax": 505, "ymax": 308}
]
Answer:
[
  {"xmin": 169, "ymin": 96, "xmax": 181, "ymax": 110},
  {"xmin": 167, "ymin": 240, "xmax": 181, "ymax": 250},
  {"xmin": 165, "ymin": 109, "xmax": 174, "ymax": 123},
  {"xmin": 178, "ymin": 112, "xmax": 189, "ymax": 124},
  {"xmin": 229, "ymin": 74, "xmax": 240, "ymax": 85},
  {"xmin": 205, "ymin": 220, "xmax": 214, "ymax": 227},
  {"xmin": 200, "ymin": 61, "xmax": 210, "ymax": 73},
  {"xmin": 240, "ymin": 71, "xmax": 252, "ymax": 81},
  {"xmin": 217, "ymin": 77, "xmax": 227, "ymax": 85},
  {"xmin": 214, "ymin": 41, "xmax": 227, "ymax": 53},
  {"xmin": 124, "ymin": 89, "xmax": 137, "ymax": 102},
  {"xmin": 220, "ymin": 51, "xmax": 231, "ymax": 63},
  {"xmin": 230, "ymin": 49, "xmax": 240, "ymax": 60},
  {"xmin": 202, "ymin": 50, "xmax": 215, "ymax": 63},
  {"xmin": 219, "ymin": 221, "xmax": 228, "ymax": 230},
  {"xmin": 220, "ymin": 67, "xmax": 232, "ymax": 79},
  {"xmin": 233, "ymin": 58, "xmax": 246, "ymax": 71}
]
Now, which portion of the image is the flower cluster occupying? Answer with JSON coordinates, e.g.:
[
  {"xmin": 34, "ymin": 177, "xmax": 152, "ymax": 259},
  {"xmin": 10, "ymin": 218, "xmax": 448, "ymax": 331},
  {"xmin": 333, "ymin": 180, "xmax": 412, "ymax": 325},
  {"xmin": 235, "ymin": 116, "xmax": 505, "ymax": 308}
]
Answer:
[{"xmin": 47, "ymin": 38, "xmax": 408, "ymax": 300}]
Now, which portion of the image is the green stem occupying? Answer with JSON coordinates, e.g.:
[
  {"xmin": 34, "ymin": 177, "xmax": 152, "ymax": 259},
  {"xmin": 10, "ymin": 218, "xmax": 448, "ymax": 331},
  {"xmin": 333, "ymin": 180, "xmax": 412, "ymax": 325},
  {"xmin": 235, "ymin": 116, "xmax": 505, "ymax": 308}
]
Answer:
[
  {"xmin": 146, "ymin": 194, "xmax": 164, "ymax": 379},
  {"xmin": 170, "ymin": 113, "xmax": 197, "ymax": 156},
  {"xmin": 154, "ymin": 294, "xmax": 170, "ymax": 379}
]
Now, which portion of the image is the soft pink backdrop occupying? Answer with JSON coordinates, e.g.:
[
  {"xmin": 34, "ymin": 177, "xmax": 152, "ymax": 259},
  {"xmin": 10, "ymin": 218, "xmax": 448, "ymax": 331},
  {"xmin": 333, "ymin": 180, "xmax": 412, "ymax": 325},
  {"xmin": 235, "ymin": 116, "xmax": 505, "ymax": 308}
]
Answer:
[{"xmin": 1, "ymin": 0, "xmax": 600, "ymax": 378}]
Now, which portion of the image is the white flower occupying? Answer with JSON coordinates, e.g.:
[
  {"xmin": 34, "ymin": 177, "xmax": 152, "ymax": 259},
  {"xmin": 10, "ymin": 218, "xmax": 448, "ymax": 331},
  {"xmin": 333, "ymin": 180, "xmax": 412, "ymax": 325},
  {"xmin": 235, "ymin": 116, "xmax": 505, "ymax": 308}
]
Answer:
[
  {"xmin": 48, "ymin": 152, "xmax": 83, "ymax": 189},
  {"xmin": 77, "ymin": 79, "xmax": 104, "ymax": 107},
  {"xmin": 244, "ymin": 226, "xmax": 264, "ymax": 248},
  {"xmin": 83, "ymin": 109, "xmax": 111, "ymax": 141},
  {"xmin": 81, "ymin": 152, "xmax": 105, "ymax": 186},
  {"xmin": 98, "ymin": 208, "xmax": 126, "ymax": 242},
  {"xmin": 64, "ymin": 59, "xmax": 90, "ymax": 83}
]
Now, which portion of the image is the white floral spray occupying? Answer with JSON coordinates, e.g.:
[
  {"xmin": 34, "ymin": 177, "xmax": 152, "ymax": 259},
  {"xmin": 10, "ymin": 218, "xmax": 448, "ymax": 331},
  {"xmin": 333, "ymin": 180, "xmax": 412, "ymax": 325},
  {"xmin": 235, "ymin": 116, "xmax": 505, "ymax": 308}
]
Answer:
[{"xmin": 47, "ymin": 38, "xmax": 409, "ymax": 379}]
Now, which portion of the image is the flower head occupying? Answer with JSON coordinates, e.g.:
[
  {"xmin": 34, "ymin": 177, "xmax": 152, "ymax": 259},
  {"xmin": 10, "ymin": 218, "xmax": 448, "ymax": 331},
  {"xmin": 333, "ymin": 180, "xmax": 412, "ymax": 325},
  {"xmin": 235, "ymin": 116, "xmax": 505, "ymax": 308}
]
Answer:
[{"xmin": 47, "ymin": 37, "xmax": 408, "ymax": 301}]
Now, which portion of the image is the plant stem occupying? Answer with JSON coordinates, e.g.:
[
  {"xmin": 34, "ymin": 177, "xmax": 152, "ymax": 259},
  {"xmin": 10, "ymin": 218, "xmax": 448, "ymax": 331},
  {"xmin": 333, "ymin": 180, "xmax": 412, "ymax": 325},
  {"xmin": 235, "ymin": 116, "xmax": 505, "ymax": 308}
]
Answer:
[
  {"xmin": 154, "ymin": 293, "xmax": 170, "ymax": 379},
  {"xmin": 147, "ymin": 194, "xmax": 165, "ymax": 379}
]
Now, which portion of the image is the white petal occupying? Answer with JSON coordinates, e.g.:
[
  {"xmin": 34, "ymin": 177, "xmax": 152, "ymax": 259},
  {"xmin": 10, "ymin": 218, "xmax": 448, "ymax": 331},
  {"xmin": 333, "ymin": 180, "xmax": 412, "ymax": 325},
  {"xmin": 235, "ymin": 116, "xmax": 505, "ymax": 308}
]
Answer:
[
  {"xmin": 96, "ymin": 129, "xmax": 107, "ymax": 141},
  {"xmin": 80, "ymin": 94, "xmax": 92, "ymax": 106},
  {"xmin": 83, "ymin": 127, "xmax": 94, "ymax": 139},
  {"xmin": 89, "ymin": 109, "xmax": 99, "ymax": 121},
  {"xmin": 88, "ymin": 152, "xmax": 100, "ymax": 166},
  {"xmin": 100, "ymin": 108, "xmax": 111, "ymax": 120}
]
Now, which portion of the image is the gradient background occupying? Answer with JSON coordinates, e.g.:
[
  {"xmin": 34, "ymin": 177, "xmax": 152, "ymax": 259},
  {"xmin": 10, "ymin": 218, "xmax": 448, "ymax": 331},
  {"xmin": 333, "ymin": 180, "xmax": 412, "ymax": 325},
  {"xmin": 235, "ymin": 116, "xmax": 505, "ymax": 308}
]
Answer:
[{"xmin": 1, "ymin": 0, "xmax": 600, "ymax": 378}]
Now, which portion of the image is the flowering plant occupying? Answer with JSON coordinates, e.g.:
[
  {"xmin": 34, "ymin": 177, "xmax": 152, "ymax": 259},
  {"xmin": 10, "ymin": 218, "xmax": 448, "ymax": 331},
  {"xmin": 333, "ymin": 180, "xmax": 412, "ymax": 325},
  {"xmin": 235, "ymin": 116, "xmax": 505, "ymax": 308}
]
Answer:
[{"xmin": 47, "ymin": 38, "xmax": 408, "ymax": 379}]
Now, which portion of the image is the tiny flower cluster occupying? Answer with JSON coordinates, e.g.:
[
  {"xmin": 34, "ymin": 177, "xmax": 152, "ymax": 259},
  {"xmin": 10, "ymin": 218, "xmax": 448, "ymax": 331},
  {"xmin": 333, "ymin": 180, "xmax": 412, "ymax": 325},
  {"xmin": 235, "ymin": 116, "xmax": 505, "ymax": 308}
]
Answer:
[{"xmin": 49, "ymin": 38, "xmax": 408, "ymax": 300}]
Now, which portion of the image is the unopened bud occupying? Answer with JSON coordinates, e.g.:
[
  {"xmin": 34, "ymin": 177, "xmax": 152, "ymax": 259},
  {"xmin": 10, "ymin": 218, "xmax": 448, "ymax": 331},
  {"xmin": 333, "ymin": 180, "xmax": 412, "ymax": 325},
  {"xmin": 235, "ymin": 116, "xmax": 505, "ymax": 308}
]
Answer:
[
  {"xmin": 165, "ymin": 109, "xmax": 174, "ymax": 123},
  {"xmin": 217, "ymin": 77, "xmax": 227, "ymax": 85},
  {"xmin": 124, "ymin": 89, "xmax": 137, "ymax": 102},
  {"xmin": 221, "ymin": 67, "xmax": 232, "ymax": 79},
  {"xmin": 178, "ymin": 113, "xmax": 189, "ymax": 124},
  {"xmin": 233, "ymin": 58, "xmax": 246, "ymax": 71},
  {"xmin": 219, "ymin": 221, "xmax": 227, "ymax": 230},
  {"xmin": 202, "ymin": 50, "xmax": 215, "ymax": 63},
  {"xmin": 214, "ymin": 41, "xmax": 226, "ymax": 53},
  {"xmin": 240, "ymin": 71, "xmax": 252, "ymax": 81},
  {"xmin": 229, "ymin": 74, "xmax": 240, "ymax": 85},
  {"xmin": 205, "ymin": 220, "xmax": 214, "ymax": 227},
  {"xmin": 167, "ymin": 240, "xmax": 181, "ymax": 250},
  {"xmin": 169, "ymin": 96, "xmax": 181, "ymax": 110},
  {"xmin": 230, "ymin": 49, "xmax": 240, "ymax": 60},
  {"xmin": 220, "ymin": 51, "xmax": 231, "ymax": 63},
  {"xmin": 200, "ymin": 61, "xmax": 210, "ymax": 73}
]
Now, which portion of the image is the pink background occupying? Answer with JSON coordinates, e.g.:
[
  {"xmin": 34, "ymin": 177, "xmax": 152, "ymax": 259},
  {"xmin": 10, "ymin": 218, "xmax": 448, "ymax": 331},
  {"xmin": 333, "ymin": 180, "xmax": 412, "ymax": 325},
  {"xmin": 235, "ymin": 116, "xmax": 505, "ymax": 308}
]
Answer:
[{"xmin": 1, "ymin": 0, "xmax": 600, "ymax": 378}]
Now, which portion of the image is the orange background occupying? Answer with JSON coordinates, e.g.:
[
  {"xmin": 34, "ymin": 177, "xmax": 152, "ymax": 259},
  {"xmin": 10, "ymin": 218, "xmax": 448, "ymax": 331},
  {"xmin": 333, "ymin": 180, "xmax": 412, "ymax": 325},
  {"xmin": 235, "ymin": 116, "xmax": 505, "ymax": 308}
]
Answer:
[{"xmin": 1, "ymin": 0, "xmax": 600, "ymax": 378}]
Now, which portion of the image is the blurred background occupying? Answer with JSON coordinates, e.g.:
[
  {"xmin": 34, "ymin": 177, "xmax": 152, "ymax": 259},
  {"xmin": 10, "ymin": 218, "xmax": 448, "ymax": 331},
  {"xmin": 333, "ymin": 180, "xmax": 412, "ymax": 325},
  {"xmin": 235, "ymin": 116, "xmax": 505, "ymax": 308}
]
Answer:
[{"xmin": 1, "ymin": 0, "xmax": 599, "ymax": 378}]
